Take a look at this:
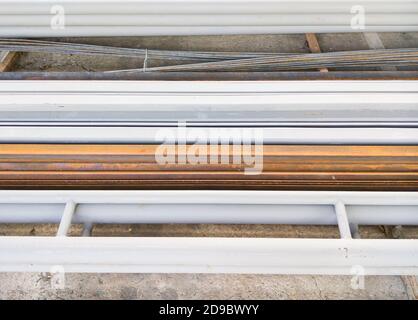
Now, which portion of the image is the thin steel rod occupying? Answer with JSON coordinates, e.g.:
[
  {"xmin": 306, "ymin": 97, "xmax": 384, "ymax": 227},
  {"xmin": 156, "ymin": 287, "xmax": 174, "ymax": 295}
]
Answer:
[
  {"xmin": 56, "ymin": 201, "xmax": 76, "ymax": 237},
  {"xmin": 2, "ymin": 39, "xmax": 417, "ymax": 72},
  {"xmin": 134, "ymin": 49, "xmax": 418, "ymax": 72},
  {"xmin": 0, "ymin": 38, "xmax": 278, "ymax": 61},
  {"xmin": 334, "ymin": 202, "xmax": 352, "ymax": 239}
]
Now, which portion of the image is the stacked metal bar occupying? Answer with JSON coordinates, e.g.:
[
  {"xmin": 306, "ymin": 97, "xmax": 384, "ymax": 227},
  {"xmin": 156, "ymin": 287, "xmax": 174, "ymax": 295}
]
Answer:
[
  {"xmin": 0, "ymin": 80, "xmax": 416, "ymax": 190},
  {"xmin": 0, "ymin": 80, "xmax": 417, "ymax": 144},
  {"xmin": 0, "ymin": 144, "xmax": 417, "ymax": 190},
  {"xmin": 0, "ymin": 0, "xmax": 417, "ymax": 37},
  {"xmin": 2, "ymin": 39, "xmax": 418, "ymax": 72},
  {"xmin": 143, "ymin": 49, "xmax": 418, "ymax": 72},
  {"xmin": 0, "ymin": 38, "xmax": 278, "ymax": 61}
]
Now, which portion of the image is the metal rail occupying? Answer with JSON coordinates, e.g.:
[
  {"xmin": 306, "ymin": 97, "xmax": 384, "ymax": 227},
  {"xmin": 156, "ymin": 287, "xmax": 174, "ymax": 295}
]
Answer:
[
  {"xmin": 0, "ymin": 190, "xmax": 417, "ymax": 274},
  {"xmin": 0, "ymin": 0, "xmax": 417, "ymax": 36},
  {"xmin": 0, "ymin": 80, "xmax": 416, "ymax": 144},
  {"xmin": 1, "ymin": 71, "xmax": 417, "ymax": 81},
  {"xmin": 1, "ymin": 144, "xmax": 418, "ymax": 191}
]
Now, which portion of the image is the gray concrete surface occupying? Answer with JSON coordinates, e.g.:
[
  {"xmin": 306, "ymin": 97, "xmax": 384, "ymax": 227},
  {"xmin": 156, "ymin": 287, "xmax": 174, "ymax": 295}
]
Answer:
[
  {"xmin": 0, "ymin": 273, "xmax": 412, "ymax": 300},
  {"xmin": 1, "ymin": 32, "xmax": 418, "ymax": 300}
]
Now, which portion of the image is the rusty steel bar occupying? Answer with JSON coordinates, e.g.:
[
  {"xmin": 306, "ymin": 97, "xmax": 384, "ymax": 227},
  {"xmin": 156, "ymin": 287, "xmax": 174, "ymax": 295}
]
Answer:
[{"xmin": 0, "ymin": 144, "xmax": 418, "ymax": 191}]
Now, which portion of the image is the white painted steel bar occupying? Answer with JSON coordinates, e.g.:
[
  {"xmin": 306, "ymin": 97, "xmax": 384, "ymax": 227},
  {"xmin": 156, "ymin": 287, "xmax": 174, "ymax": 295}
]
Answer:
[
  {"xmin": 1, "ymin": 14, "xmax": 416, "ymax": 26},
  {"xmin": 0, "ymin": 126, "xmax": 416, "ymax": 145},
  {"xmin": 1, "ymin": 1, "xmax": 417, "ymax": 15},
  {"xmin": 334, "ymin": 202, "xmax": 352, "ymax": 239},
  {"xmin": 0, "ymin": 191, "xmax": 418, "ymax": 226},
  {"xmin": 0, "ymin": 80, "xmax": 416, "ymax": 144},
  {"xmin": 0, "ymin": 237, "xmax": 416, "ymax": 275},
  {"xmin": 2, "ymin": 26, "xmax": 418, "ymax": 37},
  {"xmin": 1, "ymin": 190, "xmax": 418, "ymax": 205},
  {"xmin": 0, "ymin": 80, "xmax": 417, "ymax": 125},
  {"xmin": 56, "ymin": 201, "xmax": 77, "ymax": 237},
  {"xmin": 0, "ymin": 1, "xmax": 416, "ymax": 36}
]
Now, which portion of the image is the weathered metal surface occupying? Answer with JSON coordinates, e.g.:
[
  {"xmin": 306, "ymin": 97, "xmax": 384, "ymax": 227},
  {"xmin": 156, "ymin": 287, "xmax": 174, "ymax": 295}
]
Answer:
[{"xmin": 0, "ymin": 144, "xmax": 417, "ymax": 190}]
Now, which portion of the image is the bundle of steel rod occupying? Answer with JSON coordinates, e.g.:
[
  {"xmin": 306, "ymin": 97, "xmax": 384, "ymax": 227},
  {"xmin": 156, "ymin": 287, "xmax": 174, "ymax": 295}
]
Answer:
[
  {"xmin": 138, "ymin": 48, "xmax": 418, "ymax": 72},
  {"xmin": 1, "ymin": 144, "xmax": 417, "ymax": 191},
  {"xmin": 0, "ymin": 0, "xmax": 417, "ymax": 36},
  {"xmin": 0, "ymin": 38, "xmax": 277, "ymax": 61},
  {"xmin": 2, "ymin": 39, "xmax": 418, "ymax": 72}
]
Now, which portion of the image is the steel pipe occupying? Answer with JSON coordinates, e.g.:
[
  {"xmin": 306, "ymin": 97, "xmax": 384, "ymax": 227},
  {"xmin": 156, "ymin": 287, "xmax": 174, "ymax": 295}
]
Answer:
[{"xmin": 2, "ymin": 26, "xmax": 418, "ymax": 37}]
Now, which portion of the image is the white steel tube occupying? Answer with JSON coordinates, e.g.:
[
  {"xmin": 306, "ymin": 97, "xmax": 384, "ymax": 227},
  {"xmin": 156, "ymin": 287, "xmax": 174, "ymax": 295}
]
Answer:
[
  {"xmin": 56, "ymin": 201, "xmax": 77, "ymax": 237},
  {"xmin": 334, "ymin": 202, "xmax": 352, "ymax": 239}
]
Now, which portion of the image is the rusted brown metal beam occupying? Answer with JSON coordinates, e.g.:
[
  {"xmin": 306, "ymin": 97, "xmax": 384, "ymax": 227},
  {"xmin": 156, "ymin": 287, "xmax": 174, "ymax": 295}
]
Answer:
[{"xmin": 0, "ymin": 144, "xmax": 417, "ymax": 191}]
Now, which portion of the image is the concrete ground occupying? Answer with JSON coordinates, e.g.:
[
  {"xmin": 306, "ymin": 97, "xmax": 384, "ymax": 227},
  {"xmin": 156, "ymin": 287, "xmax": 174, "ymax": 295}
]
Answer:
[{"xmin": 1, "ymin": 32, "xmax": 418, "ymax": 300}]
